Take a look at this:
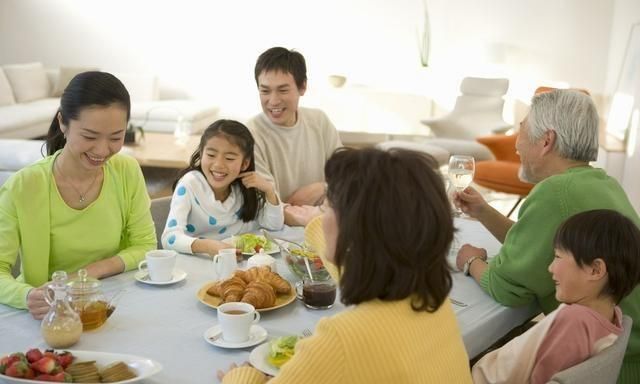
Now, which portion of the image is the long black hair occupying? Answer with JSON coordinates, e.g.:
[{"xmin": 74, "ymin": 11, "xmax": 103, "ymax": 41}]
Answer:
[
  {"xmin": 45, "ymin": 71, "xmax": 131, "ymax": 156},
  {"xmin": 173, "ymin": 119, "xmax": 263, "ymax": 222}
]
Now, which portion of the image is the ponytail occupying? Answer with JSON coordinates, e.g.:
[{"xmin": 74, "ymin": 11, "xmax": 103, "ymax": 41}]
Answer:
[{"xmin": 45, "ymin": 111, "xmax": 67, "ymax": 156}]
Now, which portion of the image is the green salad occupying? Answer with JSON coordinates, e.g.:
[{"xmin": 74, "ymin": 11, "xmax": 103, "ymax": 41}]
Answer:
[
  {"xmin": 236, "ymin": 234, "xmax": 275, "ymax": 254},
  {"xmin": 267, "ymin": 336, "xmax": 300, "ymax": 368}
]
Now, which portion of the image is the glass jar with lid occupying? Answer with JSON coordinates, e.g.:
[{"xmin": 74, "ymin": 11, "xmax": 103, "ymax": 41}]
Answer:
[
  {"xmin": 41, "ymin": 270, "xmax": 82, "ymax": 347},
  {"xmin": 67, "ymin": 269, "xmax": 112, "ymax": 330}
]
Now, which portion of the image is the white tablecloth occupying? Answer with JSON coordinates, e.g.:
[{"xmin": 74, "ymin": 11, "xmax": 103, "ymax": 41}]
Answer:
[{"xmin": 0, "ymin": 219, "xmax": 539, "ymax": 383}]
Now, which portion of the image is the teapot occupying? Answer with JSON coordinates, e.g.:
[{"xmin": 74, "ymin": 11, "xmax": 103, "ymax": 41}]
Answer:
[
  {"xmin": 67, "ymin": 269, "xmax": 119, "ymax": 331},
  {"xmin": 247, "ymin": 249, "xmax": 276, "ymax": 272}
]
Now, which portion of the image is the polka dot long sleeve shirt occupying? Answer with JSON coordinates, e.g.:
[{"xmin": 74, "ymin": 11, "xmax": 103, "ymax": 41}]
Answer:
[{"xmin": 161, "ymin": 171, "xmax": 284, "ymax": 254}]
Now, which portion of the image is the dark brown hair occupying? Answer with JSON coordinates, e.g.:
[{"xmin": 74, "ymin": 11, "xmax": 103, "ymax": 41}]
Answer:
[
  {"xmin": 325, "ymin": 147, "xmax": 454, "ymax": 312},
  {"xmin": 554, "ymin": 209, "xmax": 640, "ymax": 303},
  {"xmin": 254, "ymin": 47, "xmax": 307, "ymax": 90},
  {"xmin": 173, "ymin": 119, "xmax": 263, "ymax": 222},
  {"xmin": 45, "ymin": 71, "xmax": 130, "ymax": 156}
]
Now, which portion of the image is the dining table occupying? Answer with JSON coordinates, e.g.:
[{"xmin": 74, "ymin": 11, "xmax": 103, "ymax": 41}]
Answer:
[{"xmin": 0, "ymin": 217, "xmax": 539, "ymax": 383}]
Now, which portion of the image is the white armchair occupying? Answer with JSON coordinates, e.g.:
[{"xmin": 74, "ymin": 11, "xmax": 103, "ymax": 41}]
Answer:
[{"xmin": 420, "ymin": 77, "xmax": 511, "ymax": 160}]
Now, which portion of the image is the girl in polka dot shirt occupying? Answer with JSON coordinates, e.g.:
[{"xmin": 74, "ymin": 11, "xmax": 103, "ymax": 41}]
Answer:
[{"xmin": 161, "ymin": 120, "xmax": 284, "ymax": 256}]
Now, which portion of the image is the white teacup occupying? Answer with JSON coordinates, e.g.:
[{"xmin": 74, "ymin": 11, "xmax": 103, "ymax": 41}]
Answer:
[
  {"xmin": 217, "ymin": 302, "xmax": 260, "ymax": 342},
  {"xmin": 213, "ymin": 249, "xmax": 237, "ymax": 280},
  {"xmin": 138, "ymin": 250, "xmax": 177, "ymax": 282}
]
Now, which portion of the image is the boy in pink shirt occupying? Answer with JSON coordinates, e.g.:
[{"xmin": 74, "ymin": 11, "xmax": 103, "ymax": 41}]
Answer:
[{"xmin": 472, "ymin": 209, "xmax": 640, "ymax": 383}]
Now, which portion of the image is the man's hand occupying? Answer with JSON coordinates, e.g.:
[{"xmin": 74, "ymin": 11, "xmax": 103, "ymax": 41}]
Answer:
[
  {"xmin": 286, "ymin": 182, "xmax": 326, "ymax": 206},
  {"xmin": 456, "ymin": 244, "xmax": 488, "ymax": 271},
  {"xmin": 284, "ymin": 205, "xmax": 323, "ymax": 227},
  {"xmin": 453, "ymin": 186, "xmax": 489, "ymax": 219}
]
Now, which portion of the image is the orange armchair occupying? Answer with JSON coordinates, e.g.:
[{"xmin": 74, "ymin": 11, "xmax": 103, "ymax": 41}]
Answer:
[
  {"xmin": 473, "ymin": 86, "xmax": 590, "ymax": 217},
  {"xmin": 474, "ymin": 134, "xmax": 533, "ymax": 216}
]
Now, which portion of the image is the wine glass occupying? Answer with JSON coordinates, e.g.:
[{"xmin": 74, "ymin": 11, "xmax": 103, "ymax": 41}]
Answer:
[{"xmin": 448, "ymin": 155, "xmax": 475, "ymax": 216}]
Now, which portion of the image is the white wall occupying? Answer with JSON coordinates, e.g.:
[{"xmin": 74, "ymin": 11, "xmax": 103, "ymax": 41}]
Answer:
[
  {"xmin": 0, "ymin": 0, "xmax": 617, "ymax": 118},
  {"xmin": 605, "ymin": 0, "xmax": 640, "ymax": 211}
]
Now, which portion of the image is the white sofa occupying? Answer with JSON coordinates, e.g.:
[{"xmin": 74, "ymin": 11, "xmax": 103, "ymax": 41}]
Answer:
[{"xmin": 0, "ymin": 63, "xmax": 219, "ymax": 139}]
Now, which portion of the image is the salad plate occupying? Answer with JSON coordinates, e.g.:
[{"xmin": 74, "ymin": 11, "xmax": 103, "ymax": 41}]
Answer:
[
  {"xmin": 222, "ymin": 234, "xmax": 280, "ymax": 256},
  {"xmin": 0, "ymin": 350, "xmax": 162, "ymax": 384},
  {"xmin": 249, "ymin": 342, "xmax": 279, "ymax": 377}
]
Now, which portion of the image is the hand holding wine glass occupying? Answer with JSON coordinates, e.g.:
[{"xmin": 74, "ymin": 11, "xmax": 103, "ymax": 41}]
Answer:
[{"xmin": 448, "ymin": 155, "xmax": 475, "ymax": 216}]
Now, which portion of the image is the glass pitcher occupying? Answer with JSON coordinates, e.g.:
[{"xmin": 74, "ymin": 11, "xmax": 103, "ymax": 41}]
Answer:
[
  {"xmin": 41, "ymin": 271, "xmax": 82, "ymax": 348},
  {"xmin": 67, "ymin": 269, "xmax": 112, "ymax": 331}
]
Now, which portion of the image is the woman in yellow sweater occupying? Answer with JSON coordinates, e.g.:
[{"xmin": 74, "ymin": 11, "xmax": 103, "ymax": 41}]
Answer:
[{"xmin": 221, "ymin": 147, "xmax": 472, "ymax": 383}]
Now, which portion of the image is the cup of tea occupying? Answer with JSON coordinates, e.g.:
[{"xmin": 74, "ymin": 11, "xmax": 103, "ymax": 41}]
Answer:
[
  {"xmin": 217, "ymin": 302, "xmax": 260, "ymax": 342},
  {"xmin": 295, "ymin": 278, "xmax": 337, "ymax": 309},
  {"xmin": 213, "ymin": 249, "xmax": 238, "ymax": 280},
  {"xmin": 138, "ymin": 250, "xmax": 177, "ymax": 282}
]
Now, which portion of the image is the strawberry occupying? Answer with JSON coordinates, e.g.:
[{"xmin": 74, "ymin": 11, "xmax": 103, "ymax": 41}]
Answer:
[
  {"xmin": 4, "ymin": 361, "xmax": 29, "ymax": 378},
  {"xmin": 55, "ymin": 351, "xmax": 74, "ymax": 369},
  {"xmin": 1, "ymin": 353, "xmax": 27, "ymax": 373},
  {"xmin": 0, "ymin": 355, "xmax": 10, "ymax": 374},
  {"xmin": 34, "ymin": 371, "xmax": 68, "ymax": 382},
  {"xmin": 43, "ymin": 350, "xmax": 57, "ymax": 359},
  {"xmin": 26, "ymin": 348, "xmax": 43, "ymax": 363},
  {"xmin": 30, "ymin": 356, "xmax": 58, "ymax": 374},
  {"xmin": 24, "ymin": 367, "xmax": 36, "ymax": 379}
]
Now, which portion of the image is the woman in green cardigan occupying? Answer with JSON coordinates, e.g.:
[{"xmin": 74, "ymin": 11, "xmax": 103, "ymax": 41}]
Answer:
[{"xmin": 0, "ymin": 71, "xmax": 156, "ymax": 318}]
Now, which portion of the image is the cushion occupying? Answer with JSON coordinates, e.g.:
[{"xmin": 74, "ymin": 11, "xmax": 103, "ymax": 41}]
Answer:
[
  {"xmin": 0, "ymin": 69, "xmax": 16, "ymax": 106},
  {"xmin": 52, "ymin": 66, "xmax": 99, "ymax": 97},
  {"xmin": 2, "ymin": 62, "xmax": 50, "ymax": 102},
  {"xmin": 113, "ymin": 72, "xmax": 159, "ymax": 102},
  {"xmin": 474, "ymin": 161, "xmax": 534, "ymax": 195}
]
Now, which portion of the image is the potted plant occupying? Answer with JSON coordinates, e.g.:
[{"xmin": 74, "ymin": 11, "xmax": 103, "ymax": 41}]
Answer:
[{"xmin": 124, "ymin": 123, "xmax": 144, "ymax": 144}]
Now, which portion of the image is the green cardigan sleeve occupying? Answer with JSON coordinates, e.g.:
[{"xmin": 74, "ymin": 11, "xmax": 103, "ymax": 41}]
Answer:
[
  {"xmin": 479, "ymin": 180, "xmax": 564, "ymax": 313},
  {"xmin": 0, "ymin": 181, "xmax": 32, "ymax": 309},
  {"xmin": 113, "ymin": 155, "xmax": 156, "ymax": 271}
]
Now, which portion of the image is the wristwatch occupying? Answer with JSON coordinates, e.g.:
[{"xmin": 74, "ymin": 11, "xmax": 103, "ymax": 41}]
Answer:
[{"xmin": 463, "ymin": 255, "xmax": 486, "ymax": 276}]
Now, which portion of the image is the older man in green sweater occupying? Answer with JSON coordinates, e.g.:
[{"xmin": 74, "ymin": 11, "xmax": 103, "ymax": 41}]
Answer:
[{"xmin": 455, "ymin": 89, "xmax": 640, "ymax": 382}]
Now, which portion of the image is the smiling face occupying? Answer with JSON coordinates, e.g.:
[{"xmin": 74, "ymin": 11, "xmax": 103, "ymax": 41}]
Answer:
[
  {"xmin": 60, "ymin": 104, "xmax": 127, "ymax": 170},
  {"xmin": 258, "ymin": 70, "xmax": 306, "ymax": 127},
  {"xmin": 549, "ymin": 248, "xmax": 601, "ymax": 304},
  {"xmin": 200, "ymin": 135, "xmax": 250, "ymax": 198}
]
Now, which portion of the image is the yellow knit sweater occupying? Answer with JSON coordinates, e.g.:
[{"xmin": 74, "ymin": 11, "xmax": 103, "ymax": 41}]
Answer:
[{"xmin": 223, "ymin": 298, "xmax": 472, "ymax": 383}]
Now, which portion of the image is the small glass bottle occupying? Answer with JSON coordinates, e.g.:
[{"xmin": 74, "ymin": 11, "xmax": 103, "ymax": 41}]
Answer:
[{"xmin": 41, "ymin": 271, "xmax": 82, "ymax": 348}]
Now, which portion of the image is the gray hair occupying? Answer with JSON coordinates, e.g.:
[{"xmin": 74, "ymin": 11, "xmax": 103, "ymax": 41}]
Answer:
[{"xmin": 527, "ymin": 89, "xmax": 599, "ymax": 161}]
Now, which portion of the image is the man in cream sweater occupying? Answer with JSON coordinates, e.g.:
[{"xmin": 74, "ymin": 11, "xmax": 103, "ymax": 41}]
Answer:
[{"xmin": 247, "ymin": 47, "xmax": 342, "ymax": 226}]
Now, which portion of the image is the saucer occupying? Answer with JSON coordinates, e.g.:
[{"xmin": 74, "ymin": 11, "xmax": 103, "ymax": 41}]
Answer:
[
  {"xmin": 203, "ymin": 324, "xmax": 268, "ymax": 349},
  {"xmin": 135, "ymin": 268, "xmax": 187, "ymax": 285}
]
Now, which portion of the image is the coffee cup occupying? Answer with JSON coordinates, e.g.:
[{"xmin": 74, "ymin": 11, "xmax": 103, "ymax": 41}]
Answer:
[
  {"xmin": 295, "ymin": 278, "xmax": 337, "ymax": 309},
  {"xmin": 213, "ymin": 249, "xmax": 237, "ymax": 280},
  {"xmin": 138, "ymin": 250, "xmax": 177, "ymax": 282},
  {"xmin": 217, "ymin": 302, "xmax": 260, "ymax": 342}
]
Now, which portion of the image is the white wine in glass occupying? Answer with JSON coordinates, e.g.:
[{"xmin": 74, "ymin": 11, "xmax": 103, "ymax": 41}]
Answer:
[{"xmin": 448, "ymin": 155, "xmax": 475, "ymax": 216}]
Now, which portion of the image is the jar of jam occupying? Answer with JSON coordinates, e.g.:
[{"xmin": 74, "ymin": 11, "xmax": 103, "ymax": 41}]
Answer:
[
  {"xmin": 67, "ymin": 269, "xmax": 111, "ymax": 331},
  {"xmin": 41, "ymin": 271, "xmax": 82, "ymax": 347}
]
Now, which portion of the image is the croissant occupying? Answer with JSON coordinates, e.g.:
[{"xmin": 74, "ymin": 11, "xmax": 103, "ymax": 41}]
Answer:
[
  {"xmin": 241, "ymin": 281, "xmax": 277, "ymax": 309},
  {"xmin": 236, "ymin": 267, "xmax": 291, "ymax": 294},
  {"xmin": 206, "ymin": 280, "xmax": 223, "ymax": 296},
  {"xmin": 220, "ymin": 276, "xmax": 246, "ymax": 303}
]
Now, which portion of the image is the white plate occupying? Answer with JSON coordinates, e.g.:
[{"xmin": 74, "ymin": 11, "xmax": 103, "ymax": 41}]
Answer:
[
  {"xmin": 0, "ymin": 350, "xmax": 162, "ymax": 384},
  {"xmin": 134, "ymin": 268, "xmax": 187, "ymax": 285},
  {"xmin": 222, "ymin": 235, "xmax": 280, "ymax": 256},
  {"xmin": 203, "ymin": 324, "xmax": 268, "ymax": 349},
  {"xmin": 249, "ymin": 342, "xmax": 279, "ymax": 377}
]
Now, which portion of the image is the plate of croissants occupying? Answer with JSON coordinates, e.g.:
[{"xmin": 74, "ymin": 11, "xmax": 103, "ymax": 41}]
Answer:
[{"xmin": 197, "ymin": 266, "xmax": 296, "ymax": 312}]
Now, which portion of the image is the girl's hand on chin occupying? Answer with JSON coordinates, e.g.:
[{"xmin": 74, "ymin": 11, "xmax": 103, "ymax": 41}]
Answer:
[{"xmin": 238, "ymin": 171, "xmax": 272, "ymax": 193}]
